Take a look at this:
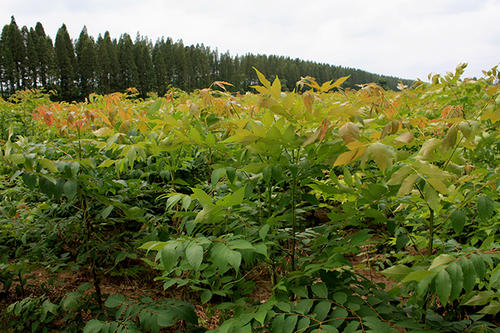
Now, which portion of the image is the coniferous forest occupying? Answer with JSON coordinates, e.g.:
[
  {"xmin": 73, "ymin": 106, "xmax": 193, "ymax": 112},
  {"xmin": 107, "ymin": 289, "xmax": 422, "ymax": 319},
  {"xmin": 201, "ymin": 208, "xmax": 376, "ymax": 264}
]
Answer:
[{"xmin": 0, "ymin": 16, "xmax": 412, "ymax": 100}]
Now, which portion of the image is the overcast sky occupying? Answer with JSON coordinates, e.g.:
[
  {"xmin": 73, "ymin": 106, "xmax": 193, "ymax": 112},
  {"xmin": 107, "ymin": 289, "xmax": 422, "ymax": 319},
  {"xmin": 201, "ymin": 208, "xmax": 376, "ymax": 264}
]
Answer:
[{"xmin": 1, "ymin": 0, "xmax": 499, "ymax": 80}]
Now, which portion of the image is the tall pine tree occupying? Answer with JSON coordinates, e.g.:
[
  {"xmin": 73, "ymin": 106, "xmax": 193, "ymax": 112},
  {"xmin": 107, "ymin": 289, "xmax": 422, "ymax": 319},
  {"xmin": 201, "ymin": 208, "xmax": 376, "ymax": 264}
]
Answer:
[
  {"xmin": 117, "ymin": 33, "xmax": 138, "ymax": 91},
  {"xmin": 55, "ymin": 24, "xmax": 76, "ymax": 100},
  {"xmin": 7, "ymin": 17, "xmax": 26, "ymax": 90},
  {"xmin": 75, "ymin": 26, "xmax": 96, "ymax": 98}
]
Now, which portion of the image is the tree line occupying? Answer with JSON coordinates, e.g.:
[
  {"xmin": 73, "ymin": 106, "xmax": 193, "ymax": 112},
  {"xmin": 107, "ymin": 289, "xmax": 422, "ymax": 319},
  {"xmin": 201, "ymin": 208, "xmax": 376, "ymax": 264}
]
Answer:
[{"xmin": 0, "ymin": 16, "xmax": 412, "ymax": 100}]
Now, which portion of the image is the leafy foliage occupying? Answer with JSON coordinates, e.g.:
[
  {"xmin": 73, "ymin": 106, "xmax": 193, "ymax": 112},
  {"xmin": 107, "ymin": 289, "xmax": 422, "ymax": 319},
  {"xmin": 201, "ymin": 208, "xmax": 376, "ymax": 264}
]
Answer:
[{"xmin": 0, "ymin": 63, "xmax": 499, "ymax": 332}]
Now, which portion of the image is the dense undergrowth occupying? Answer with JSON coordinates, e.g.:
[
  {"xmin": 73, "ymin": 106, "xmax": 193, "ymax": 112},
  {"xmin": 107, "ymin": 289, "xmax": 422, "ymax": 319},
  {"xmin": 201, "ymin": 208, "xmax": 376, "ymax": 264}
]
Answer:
[{"xmin": 0, "ymin": 64, "xmax": 499, "ymax": 332}]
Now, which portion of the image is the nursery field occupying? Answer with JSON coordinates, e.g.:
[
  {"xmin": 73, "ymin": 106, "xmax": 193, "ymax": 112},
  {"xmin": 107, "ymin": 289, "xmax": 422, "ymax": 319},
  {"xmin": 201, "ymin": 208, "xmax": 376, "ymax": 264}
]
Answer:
[{"xmin": 0, "ymin": 64, "xmax": 499, "ymax": 332}]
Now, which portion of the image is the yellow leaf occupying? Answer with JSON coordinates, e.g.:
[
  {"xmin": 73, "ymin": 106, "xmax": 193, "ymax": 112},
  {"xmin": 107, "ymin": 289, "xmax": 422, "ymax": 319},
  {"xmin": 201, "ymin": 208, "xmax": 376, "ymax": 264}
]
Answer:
[
  {"xmin": 334, "ymin": 150, "xmax": 358, "ymax": 166},
  {"xmin": 395, "ymin": 132, "xmax": 414, "ymax": 143},
  {"xmin": 39, "ymin": 158, "xmax": 58, "ymax": 173},
  {"xmin": 251, "ymin": 85, "xmax": 269, "ymax": 95},
  {"xmin": 93, "ymin": 127, "xmax": 114, "ymax": 137},
  {"xmin": 441, "ymin": 125, "xmax": 458, "ymax": 154},
  {"xmin": 334, "ymin": 147, "xmax": 366, "ymax": 166},
  {"xmin": 302, "ymin": 128, "xmax": 320, "ymax": 147},
  {"xmin": 397, "ymin": 173, "xmax": 419, "ymax": 196},
  {"xmin": 253, "ymin": 67, "xmax": 271, "ymax": 88},
  {"xmin": 330, "ymin": 76, "xmax": 350, "ymax": 90},
  {"xmin": 339, "ymin": 122, "xmax": 359, "ymax": 144},
  {"xmin": 387, "ymin": 165, "xmax": 412, "ymax": 185},
  {"xmin": 426, "ymin": 177, "xmax": 449, "ymax": 194},
  {"xmin": 270, "ymin": 76, "xmax": 282, "ymax": 99}
]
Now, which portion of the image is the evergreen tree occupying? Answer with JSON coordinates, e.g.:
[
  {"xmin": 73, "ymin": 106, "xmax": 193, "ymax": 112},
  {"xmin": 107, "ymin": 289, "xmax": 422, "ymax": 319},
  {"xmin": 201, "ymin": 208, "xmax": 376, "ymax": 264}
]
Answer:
[
  {"xmin": 95, "ymin": 31, "xmax": 119, "ymax": 94},
  {"xmin": 0, "ymin": 25, "xmax": 15, "ymax": 94},
  {"xmin": 55, "ymin": 24, "xmax": 76, "ymax": 100},
  {"xmin": 75, "ymin": 26, "xmax": 96, "ymax": 98},
  {"xmin": 152, "ymin": 39, "xmax": 168, "ymax": 95},
  {"xmin": 0, "ymin": 16, "xmax": 414, "ymax": 98},
  {"xmin": 117, "ymin": 33, "xmax": 138, "ymax": 91},
  {"xmin": 34, "ymin": 22, "xmax": 55, "ymax": 88},
  {"xmin": 7, "ymin": 16, "xmax": 26, "ymax": 90},
  {"xmin": 25, "ymin": 27, "xmax": 39, "ymax": 88},
  {"xmin": 134, "ymin": 35, "xmax": 155, "ymax": 95}
]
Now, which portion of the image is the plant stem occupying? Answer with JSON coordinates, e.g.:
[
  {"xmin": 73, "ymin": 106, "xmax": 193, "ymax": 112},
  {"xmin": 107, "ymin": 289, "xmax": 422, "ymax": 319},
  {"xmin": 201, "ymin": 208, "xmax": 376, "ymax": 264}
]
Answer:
[
  {"xmin": 82, "ymin": 195, "xmax": 103, "ymax": 309},
  {"xmin": 291, "ymin": 150, "xmax": 298, "ymax": 272},
  {"xmin": 428, "ymin": 208, "xmax": 434, "ymax": 255}
]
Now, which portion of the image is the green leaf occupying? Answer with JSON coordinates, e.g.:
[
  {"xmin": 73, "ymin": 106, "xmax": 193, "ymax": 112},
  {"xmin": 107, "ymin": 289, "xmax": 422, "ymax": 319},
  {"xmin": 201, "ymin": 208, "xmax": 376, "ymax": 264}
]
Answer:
[
  {"xmin": 259, "ymin": 224, "xmax": 270, "ymax": 240},
  {"xmin": 343, "ymin": 321, "xmax": 360, "ymax": 333},
  {"xmin": 169, "ymin": 301, "xmax": 198, "ymax": 325},
  {"xmin": 186, "ymin": 244, "xmax": 203, "ymax": 270},
  {"xmin": 387, "ymin": 165, "xmax": 412, "ymax": 186},
  {"xmin": 436, "ymin": 270, "xmax": 451, "ymax": 306},
  {"xmin": 470, "ymin": 254, "xmax": 486, "ymax": 279},
  {"xmin": 417, "ymin": 273, "xmax": 436, "ymax": 298},
  {"xmin": 125, "ymin": 206, "xmax": 145, "ymax": 219},
  {"xmin": 21, "ymin": 172, "xmax": 37, "ymax": 189},
  {"xmin": 429, "ymin": 254, "xmax": 455, "ymax": 270},
  {"xmin": 447, "ymin": 262, "xmax": 463, "ymax": 302},
  {"xmin": 363, "ymin": 316, "xmax": 394, "ymax": 332},
  {"xmin": 100, "ymin": 205, "xmax": 114, "ymax": 219},
  {"xmin": 329, "ymin": 307, "xmax": 348, "ymax": 328},
  {"xmin": 319, "ymin": 325, "xmax": 339, "ymax": 333},
  {"xmin": 401, "ymin": 270, "xmax": 435, "ymax": 283},
  {"xmin": 191, "ymin": 188, "xmax": 213, "ymax": 207},
  {"xmin": 295, "ymin": 299, "xmax": 314, "ymax": 314},
  {"xmin": 460, "ymin": 258, "xmax": 476, "ymax": 293},
  {"xmin": 423, "ymin": 183, "xmax": 440, "ymax": 212},
  {"xmin": 382, "ymin": 264, "xmax": 412, "ymax": 281},
  {"xmin": 271, "ymin": 314, "xmax": 285, "ymax": 333},
  {"xmin": 228, "ymin": 239, "xmax": 255, "ymax": 250},
  {"xmin": 226, "ymin": 167, "xmax": 236, "ymax": 184},
  {"xmin": 166, "ymin": 194, "xmax": 183, "ymax": 210},
  {"xmin": 83, "ymin": 320, "xmax": 104, "ymax": 333},
  {"xmin": 283, "ymin": 314, "xmax": 298, "ymax": 333},
  {"xmin": 160, "ymin": 243, "xmax": 179, "ymax": 272},
  {"xmin": 311, "ymin": 282, "xmax": 328, "ymax": 298},
  {"xmin": 296, "ymin": 317, "xmax": 311, "ymax": 331},
  {"xmin": 226, "ymin": 249, "xmax": 242, "ymax": 272},
  {"xmin": 451, "ymin": 209, "xmax": 466, "ymax": 233},
  {"xmin": 216, "ymin": 186, "xmax": 245, "ymax": 207},
  {"xmin": 39, "ymin": 176, "xmax": 57, "ymax": 198},
  {"xmin": 201, "ymin": 290, "xmax": 212, "ymax": 304},
  {"xmin": 39, "ymin": 158, "xmax": 58, "ymax": 173},
  {"xmin": 157, "ymin": 311, "xmax": 176, "ymax": 327},
  {"xmin": 313, "ymin": 301, "xmax": 331, "ymax": 321},
  {"xmin": 98, "ymin": 159, "xmax": 115, "ymax": 168},
  {"xmin": 105, "ymin": 294, "xmax": 125, "ymax": 308},
  {"xmin": 477, "ymin": 196, "xmax": 494, "ymax": 221},
  {"xmin": 211, "ymin": 168, "xmax": 226, "ymax": 186},
  {"xmin": 332, "ymin": 292, "xmax": 347, "ymax": 304},
  {"xmin": 490, "ymin": 266, "xmax": 500, "ymax": 289},
  {"xmin": 63, "ymin": 180, "xmax": 78, "ymax": 200},
  {"xmin": 463, "ymin": 291, "xmax": 494, "ymax": 306},
  {"xmin": 479, "ymin": 301, "xmax": 500, "ymax": 315}
]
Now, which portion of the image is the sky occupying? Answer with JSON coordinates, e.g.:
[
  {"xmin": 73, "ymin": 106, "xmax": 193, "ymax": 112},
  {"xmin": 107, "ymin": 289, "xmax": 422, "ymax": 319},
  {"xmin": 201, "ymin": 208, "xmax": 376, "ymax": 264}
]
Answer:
[{"xmin": 1, "ymin": 0, "xmax": 499, "ymax": 81}]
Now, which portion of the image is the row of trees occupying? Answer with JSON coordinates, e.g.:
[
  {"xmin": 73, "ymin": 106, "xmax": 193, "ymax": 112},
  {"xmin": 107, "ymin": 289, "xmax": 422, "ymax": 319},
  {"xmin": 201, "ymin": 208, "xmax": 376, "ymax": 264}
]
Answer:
[{"xmin": 0, "ymin": 16, "xmax": 412, "ymax": 100}]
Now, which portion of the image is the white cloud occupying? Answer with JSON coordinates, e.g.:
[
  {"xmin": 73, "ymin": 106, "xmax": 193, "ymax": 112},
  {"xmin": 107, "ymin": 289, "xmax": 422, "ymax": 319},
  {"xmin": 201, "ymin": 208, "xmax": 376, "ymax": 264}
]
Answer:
[{"xmin": 1, "ymin": 0, "xmax": 498, "ymax": 80}]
